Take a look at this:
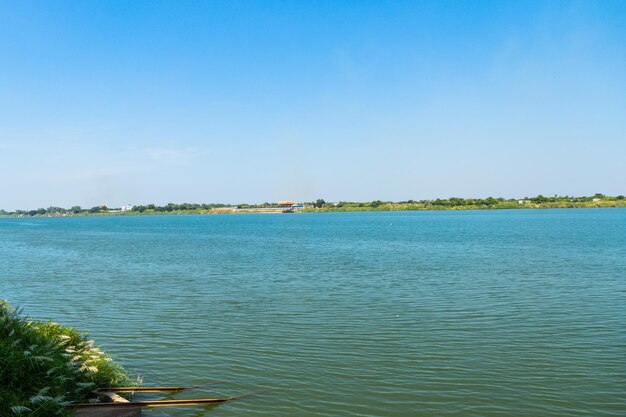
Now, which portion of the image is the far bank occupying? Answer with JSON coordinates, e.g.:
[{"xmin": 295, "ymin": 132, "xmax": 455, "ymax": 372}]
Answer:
[{"xmin": 2, "ymin": 196, "xmax": 626, "ymax": 218}]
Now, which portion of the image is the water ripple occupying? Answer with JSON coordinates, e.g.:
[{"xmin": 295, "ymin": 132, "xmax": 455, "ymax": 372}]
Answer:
[{"xmin": 1, "ymin": 210, "xmax": 625, "ymax": 416}]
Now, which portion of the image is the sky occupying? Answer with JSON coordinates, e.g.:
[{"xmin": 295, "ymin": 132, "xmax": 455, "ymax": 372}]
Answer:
[{"xmin": 1, "ymin": 1, "xmax": 625, "ymax": 210}]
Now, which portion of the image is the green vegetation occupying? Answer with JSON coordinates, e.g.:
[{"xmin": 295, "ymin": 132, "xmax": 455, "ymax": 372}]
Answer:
[
  {"xmin": 1, "ymin": 194, "xmax": 625, "ymax": 217},
  {"xmin": 305, "ymin": 193, "xmax": 626, "ymax": 212},
  {"xmin": 0, "ymin": 301, "xmax": 135, "ymax": 417}
]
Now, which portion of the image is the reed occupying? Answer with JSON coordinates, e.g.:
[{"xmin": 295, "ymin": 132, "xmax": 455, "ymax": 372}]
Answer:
[{"xmin": 0, "ymin": 301, "xmax": 136, "ymax": 417}]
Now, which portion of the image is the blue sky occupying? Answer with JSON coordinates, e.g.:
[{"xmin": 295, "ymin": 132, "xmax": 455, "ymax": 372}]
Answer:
[{"xmin": 1, "ymin": 1, "xmax": 625, "ymax": 210}]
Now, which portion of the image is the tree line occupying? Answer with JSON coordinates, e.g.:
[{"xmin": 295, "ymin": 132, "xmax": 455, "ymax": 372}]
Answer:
[{"xmin": 1, "ymin": 194, "xmax": 624, "ymax": 216}]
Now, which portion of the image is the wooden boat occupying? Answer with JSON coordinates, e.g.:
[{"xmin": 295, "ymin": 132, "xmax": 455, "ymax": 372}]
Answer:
[
  {"xmin": 70, "ymin": 386, "xmax": 247, "ymax": 417},
  {"xmin": 96, "ymin": 386, "xmax": 201, "ymax": 393}
]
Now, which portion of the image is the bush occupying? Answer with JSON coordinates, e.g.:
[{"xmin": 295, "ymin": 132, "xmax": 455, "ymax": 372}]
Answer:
[{"xmin": 0, "ymin": 301, "xmax": 135, "ymax": 417}]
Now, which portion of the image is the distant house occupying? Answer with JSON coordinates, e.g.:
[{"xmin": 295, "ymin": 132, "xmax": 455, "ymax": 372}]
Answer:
[
  {"xmin": 518, "ymin": 200, "xmax": 531, "ymax": 204},
  {"xmin": 277, "ymin": 201, "xmax": 304, "ymax": 212},
  {"xmin": 592, "ymin": 198, "xmax": 601, "ymax": 202},
  {"xmin": 121, "ymin": 204, "xmax": 134, "ymax": 212}
]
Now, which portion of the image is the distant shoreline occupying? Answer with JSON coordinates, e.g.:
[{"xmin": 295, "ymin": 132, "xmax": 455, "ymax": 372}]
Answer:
[{"xmin": 2, "ymin": 197, "xmax": 625, "ymax": 218}]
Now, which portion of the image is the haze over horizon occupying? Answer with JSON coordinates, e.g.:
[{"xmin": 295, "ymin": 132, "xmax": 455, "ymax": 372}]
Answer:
[{"xmin": 1, "ymin": 1, "xmax": 625, "ymax": 211}]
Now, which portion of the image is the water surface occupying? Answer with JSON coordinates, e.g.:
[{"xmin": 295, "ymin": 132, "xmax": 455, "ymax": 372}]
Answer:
[{"xmin": 1, "ymin": 209, "xmax": 625, "ymax": 416}]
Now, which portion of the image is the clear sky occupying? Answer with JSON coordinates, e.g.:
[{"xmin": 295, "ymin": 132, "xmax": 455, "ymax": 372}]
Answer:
[{"xmin": 1, "ymin": 1, "xmax": 625, "ymax": 210}]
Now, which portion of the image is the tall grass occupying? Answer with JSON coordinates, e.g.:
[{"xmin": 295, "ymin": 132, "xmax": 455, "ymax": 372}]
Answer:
[{"xmin": 0, "ymin": 301, "xmax": 136, "ymax": 416}]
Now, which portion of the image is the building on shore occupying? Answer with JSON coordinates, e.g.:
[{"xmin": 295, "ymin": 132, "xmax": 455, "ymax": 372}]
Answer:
[{"xmin": 278, "ymin": 201, "xmax": 304, "ymax": 212}]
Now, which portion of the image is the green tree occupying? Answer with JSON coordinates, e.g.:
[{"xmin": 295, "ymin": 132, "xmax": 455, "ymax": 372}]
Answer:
[
  {"xmin": 448, "ymin": 197, "xmax": 466, "ymax": 206},
  {"xmin": 484, "ymin": 197, "xmax": 499, "ymax": 206},
  {"xmin": 47, "ymin": 206, "xmax": 66, "ymax": 214}
]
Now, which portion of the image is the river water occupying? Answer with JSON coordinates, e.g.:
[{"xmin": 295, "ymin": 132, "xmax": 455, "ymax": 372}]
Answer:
[{"xmin": 1, "ymin": 209, "xmax": 624, "ymax": 416}]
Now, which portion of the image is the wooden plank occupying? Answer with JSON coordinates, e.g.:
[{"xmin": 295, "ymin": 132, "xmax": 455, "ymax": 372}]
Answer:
[
  {"xmin": 75, "ymin": 393, "xmax": 141, "ymax": 417},
  {"xmin": 96, "ymin": 386, "xmax": 200, "ymax": 393},
  {"xmin": 70, "ymin": 394, "xmax": 247, "ymax": 409},
  {"xmin": 75, "ymin": 405, "xmax": 141, "ymax": 417}
]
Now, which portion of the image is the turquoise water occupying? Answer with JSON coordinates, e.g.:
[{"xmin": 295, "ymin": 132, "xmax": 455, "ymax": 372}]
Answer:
[{"xmin": 1, "ymin": 209, "xmax": 625, "ymax": 416}]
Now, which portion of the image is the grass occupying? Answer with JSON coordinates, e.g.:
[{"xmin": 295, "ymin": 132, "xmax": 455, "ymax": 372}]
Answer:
[{"xmin": 0, "ymin": 301, "xmax": 136, "ymax": 417}]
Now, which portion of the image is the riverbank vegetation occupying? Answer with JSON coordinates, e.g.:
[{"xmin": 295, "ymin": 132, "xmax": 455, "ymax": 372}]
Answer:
[
  {"xmin": 305, "ymin": 194, "xmax": 626, "ymax": 212},
  {"xmin": 0, "ymin": 301, "xmax": 134, "ymax": 417},
  {"xmin": 1, "ymin": 194, "xmax": 625, "ymax": 217}
]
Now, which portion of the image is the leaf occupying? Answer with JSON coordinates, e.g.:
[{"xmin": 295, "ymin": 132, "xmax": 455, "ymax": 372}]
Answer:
[
  {"xmin": 38, "ymin": 386, "xmax": 51, "ymax": 395},
  {"xmin": 47, "ymin": 367, "xmax": 61, "ymax": 376},
  {"xmin": 10, "ymin": 405, "xmax": 32, "ymax": 414},
  {"xmin": 30, "ymin": 395, "xmax": 54, "ymax": 404}
]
